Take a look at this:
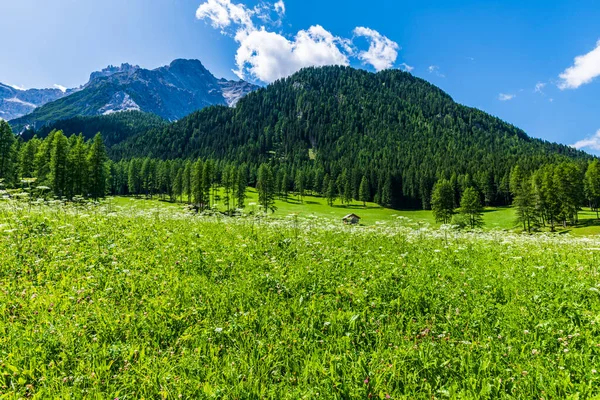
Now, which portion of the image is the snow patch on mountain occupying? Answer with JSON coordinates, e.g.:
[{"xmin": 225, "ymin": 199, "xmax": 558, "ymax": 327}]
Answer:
[
  {"xmin": 218, "ymin": 79, "xmax": 258, "ymax": 107},
  {"xmin": 5, "ymin": 97, "xmax": 37, "ymax": 108},
  {"xmin": 99, "ymin": 92, "xmax": 141, "ymax": 115}
]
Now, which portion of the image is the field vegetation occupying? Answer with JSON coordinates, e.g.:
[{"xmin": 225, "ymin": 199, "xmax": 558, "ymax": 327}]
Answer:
[{"xmin": 1, "ymin": 198, "xmax": 600, "ymax": 398}]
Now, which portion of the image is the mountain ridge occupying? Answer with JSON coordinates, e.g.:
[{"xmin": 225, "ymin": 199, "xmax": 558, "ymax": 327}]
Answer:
[{"xmin": 7, "ymin": 59, "xmax": 259, "ymax": 131}]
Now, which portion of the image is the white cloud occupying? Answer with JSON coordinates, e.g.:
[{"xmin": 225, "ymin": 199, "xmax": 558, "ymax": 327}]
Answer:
[
  {"xmin": 353, "ymin": 26, "xmax": 399, "ymax": 71},
  {"xmin": 195, "ymin": 0, "xmax": 255, "ymax": 32},
  {"xmin": 53, "ymin": 84, "xmax": 67, "ymax": 93},
  {"xmin": 234, "ymin": 25, "xmax": 349, "ymax": 82},
  {"xmin": 399, "ymin": 63, "xmax": 414, "ymax": 72},
  {"xmin": 571, "ymin": 129, "xmax": 600, "ymax": 151},
  {"xmin": 196, "ymin": 0, "xmax": 402, "ymax": 83},
  {"xmin": 534, "ymin": 82, "xmax": 546, "ymax": 93},
  {"xmin": 428, "ymin": 65, "xmax": 445, "ymax": 78},
  {"xmin": 274, "ymin": 0, "xmax": 285, "ymax": 16},
  {"xmin": 498, "ymin": 93, "xmax": 515, "ymax": 101},
  {"xmin": 558, "ymin": 40, "xmax": 600, "ymax": 89}
]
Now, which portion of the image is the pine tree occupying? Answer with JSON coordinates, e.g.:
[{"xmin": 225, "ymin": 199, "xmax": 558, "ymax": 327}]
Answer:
[
  {"xmin": 585, "ymin": 159, "xmax": 600, "ymax": 219},
  {"xmin": 236, "ymin": 164, "xmax": 247, "ymax": 209},
  {"xmin": 68, "ymin": 135, "xmax": 89, "ymax": 197},
  {"xmin": 182, "ymin": 161, "xmax": 192, "ymax": 203},
  {"xmin": 326, "ymin": 178, "xmax": 337, "ymax": 206},
  {"xmin": 512, "ymin": 175, "xmax": 537, "ymax": 232},
  {"xmin": 19, "ymin": 138, "xmax": 38, "ymax": 181},
  {"xmin": 431, "ymin": 179, "xmax": 455, "ymax": 224},
  {"xmin": 192, "ymin": 159, "xmax": 204, "ymax": 207},
  {"xmin": 280, "ymin": 172, "xmax": 289, "ymax": 201},
  {"xmin": 128, "ymin": 159, "xmax": 142, "ymax": 196},
  {"xmin": 257, "ymin": 163, "xmax": 276, "ymax": 213},
  {"xmin": 173, "ymin": 168, "xmax": 183, "ymax": 202},
  {"xmin": 87, "ymin": 133, "xmax": 108, "ymax": 199},
  {"xmin": 49, "ymin": 131, "xmax": 70, "ymax": 197},
  {"xmin": 380, "ymin": 174, "xmax": 392, "ymax": 207},
  {"xmin": 295, "ymin": 170, "xmax": 305, "ymax": 203},
  {"xmin": 0, "ymin": 120, "xmax": 16, "ymax": 186},
  {"xmin": 359, "ymin": 176, "xmax": 370, "ymax": 207},
  {"xmin": 459, "ymin": 187, "xmax": 484, "ymax": 229}
]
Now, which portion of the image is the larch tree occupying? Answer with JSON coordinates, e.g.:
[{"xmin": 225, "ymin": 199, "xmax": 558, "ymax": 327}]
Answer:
[
  {"xmin": 257, "ymin": 163, "xmax": 276, "ymax": 213},
  {"xmin": 49, "ymin": 131, "xmax": 70, "ymax": 197},
  {"xmin": 359, "ymin": 176, "xmax": 370, "ymax": 207},
  {"xmin": 87, "ymin": 133, "xmax": 107, "ymax": 199},
  {"xmin": 584, "ymin": 159, "xmax": 600, "ymax": 219},
  {"xmin": 0, "ymin": 120, "xmax": 16, "ymax": 186},
  {"xmin": 459, "ymin": 187, "xmax": 484, "ymax": 229},
  {"xmin": 431, "ymin": 179, "xmax": 455, "ymax": 224}
]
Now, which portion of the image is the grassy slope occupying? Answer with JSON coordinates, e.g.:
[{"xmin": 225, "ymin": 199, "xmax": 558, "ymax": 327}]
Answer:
[{"xmin": 111, "ymin": 189, "xmax": 600, "ymax": 236}]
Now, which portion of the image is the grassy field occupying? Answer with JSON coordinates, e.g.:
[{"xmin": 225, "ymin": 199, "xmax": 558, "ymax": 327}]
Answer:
[
  {"xmin": 112, "ymin": 189, "xmax": 600, "ymax": 236},
  {"xmin": 1, "ymin": 198, "xmax": 600, "ymax": 398}
]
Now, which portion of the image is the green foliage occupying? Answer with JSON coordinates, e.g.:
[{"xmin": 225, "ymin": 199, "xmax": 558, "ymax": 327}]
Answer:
[
  {"xmin": 20, "ymin": 111, "xmax": 167, "ymax": 151},
  {"xmin": 459, "ymin": 187, "xmax": 484, "ymax": 229},
  {"xmin": 110, "ymin": 66, "xmax": 589, "ymax": 208},
  {"xmin": 257, "ymin": 163, "xmax": 276, "ymax": 213},
  {"xmin": 1, "ymin": 201, "xmax": 600, "ymax": 398},
  {"xmin": 0, "ymin": 120, "xmax": 17, "ymax": 186},
  {"xmin": 88, "ymin": 133, "xmax": 108, "ymax": 199},
  {"xmin": 359, "ymin": 175, "xmax": 370, "ymax": 206},
  {"xmin": 431, "ymin": 179, "xmax": 455, "ymax": 224}
]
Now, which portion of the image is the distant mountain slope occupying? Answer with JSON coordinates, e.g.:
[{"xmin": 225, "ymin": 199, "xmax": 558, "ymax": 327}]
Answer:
[
  {"xmin": 0, "ymin": 83, "xmax": 71, "ymax": 121},
  {"xmin": 9, "ymin": 59, "xmax": 259, "ymax": 131},
  {"xmin": 112, "ymin": 65, "xmax": 589, "ymax": 207},
  {"xmin": 21, "ymin": 111, "xmax": 167, "ymax": 150}
]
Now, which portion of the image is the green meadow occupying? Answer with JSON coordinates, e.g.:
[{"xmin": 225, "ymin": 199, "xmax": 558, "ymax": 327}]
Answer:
[
  {"xmin": 1, "ymin": 197, "xmax": 599, "ymax": 398},
  {"xmin": 112, "ymin": 188, "xmax": 600, "ymax": 236}
]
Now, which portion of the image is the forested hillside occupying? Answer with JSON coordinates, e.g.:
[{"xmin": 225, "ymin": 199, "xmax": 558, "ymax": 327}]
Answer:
[
  {"xmin": 112, "ymin": 66, "xmax": 589, "ymax": 207},
  {"xmin": 2, "ymin": 66, "xmax": 594, "ymax": 211},
  {"xmin": 20, "ymin": 111, "xmax": 167, "ymax": 150}
]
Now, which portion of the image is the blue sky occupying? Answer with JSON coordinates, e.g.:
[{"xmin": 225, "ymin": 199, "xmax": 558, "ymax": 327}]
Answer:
[{"xmin": 0, "ymin": 0, "xmax": 598, "ymax": 152}]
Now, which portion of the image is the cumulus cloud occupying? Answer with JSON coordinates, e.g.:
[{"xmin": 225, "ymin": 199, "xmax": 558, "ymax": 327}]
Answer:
[
  {"xmin": 353, "ymin": 27, "xmax": 399, "ymax": 71},
  {"xmin": 195, "ymin": 0, "xmax": 255, "ymax": 32},
  {"xmin": 53, "ymin": 84, "xmax": 67, "ymax": 93},
  {"xmin": 498, "ymin": 93, "xmax": 515, "ymax": 101},
  {"xmin": 571, "ymin": 129, "xmax": 600, "ymax": 151},
  {"xmin": 558, "ymin": 40, "xmax": 600, "ymax": 89},
  {"xmin": 196, "ymin": 0, "xmax": 400, "ymax": 83},
  {"xmin": 234, "ymin": 25, "xmax": 350, "ymax": 82}
]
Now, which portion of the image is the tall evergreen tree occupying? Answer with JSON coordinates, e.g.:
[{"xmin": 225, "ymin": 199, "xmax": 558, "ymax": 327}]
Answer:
[
  {"xmin": 585, "ymin": 159, "xmax": 600, "ymax": 219},
  {"xmin": 49, "ymin": 131, "xmax": 70, "ymax": 197},
  {"xmin": 359, "ymin": 176, "xmax": 370, "ymax": 207},
  {"xmin": 87, "ymin": 133, "xmax": 108, "ymax": 199},
  {"xmin": 257, "ymin": 163, "xmax": 276, "ymax": 213},
  {"xmin": 0, "ymin": 121, "xmax": 16, "ymax": 186}
]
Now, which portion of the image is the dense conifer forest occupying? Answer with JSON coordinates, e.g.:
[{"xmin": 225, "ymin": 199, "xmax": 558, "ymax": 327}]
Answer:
[{"xmin": 2, "ymin": 66, "xmax": 596, "ymax": 224}]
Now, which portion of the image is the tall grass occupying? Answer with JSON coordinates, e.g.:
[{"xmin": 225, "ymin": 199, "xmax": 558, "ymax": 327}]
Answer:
[{"xmin": 1, "ymin": 199, "xmax": 599, "ymax": 398}]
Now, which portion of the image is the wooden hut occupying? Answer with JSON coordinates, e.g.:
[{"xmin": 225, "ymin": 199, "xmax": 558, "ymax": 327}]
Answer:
[{"xmin": 342, "ymin": 213, "xmax": 361, "ymax": 225}]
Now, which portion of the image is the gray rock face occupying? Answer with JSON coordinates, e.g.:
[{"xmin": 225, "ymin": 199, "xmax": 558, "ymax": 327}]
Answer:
[
  {"xmin": 0, "ymin": 83, "xmax": 69, "ymax": 121},
  {"xmin": 6, "ymin": 59, "xmax": 259, "ymax": 130}
]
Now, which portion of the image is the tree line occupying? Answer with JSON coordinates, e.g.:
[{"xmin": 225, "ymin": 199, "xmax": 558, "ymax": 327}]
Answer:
[
  {"xmin": 429, "ymin": 159, "xmax": 600, "ymax": 231},
  {"xmin": 3, "ymin": 118, "xmax": 599, "ymax": 230}
]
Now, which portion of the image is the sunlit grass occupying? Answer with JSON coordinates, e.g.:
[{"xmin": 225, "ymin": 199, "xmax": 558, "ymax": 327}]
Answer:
[{"xmin": 1, "ymin": 199, "xmax": 600, "ymax": 398}]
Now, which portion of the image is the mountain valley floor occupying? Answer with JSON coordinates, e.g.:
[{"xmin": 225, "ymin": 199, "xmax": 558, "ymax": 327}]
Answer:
[{"xmin": 1, "ymin": 197, "xmax": 600, "ymax": 398}]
